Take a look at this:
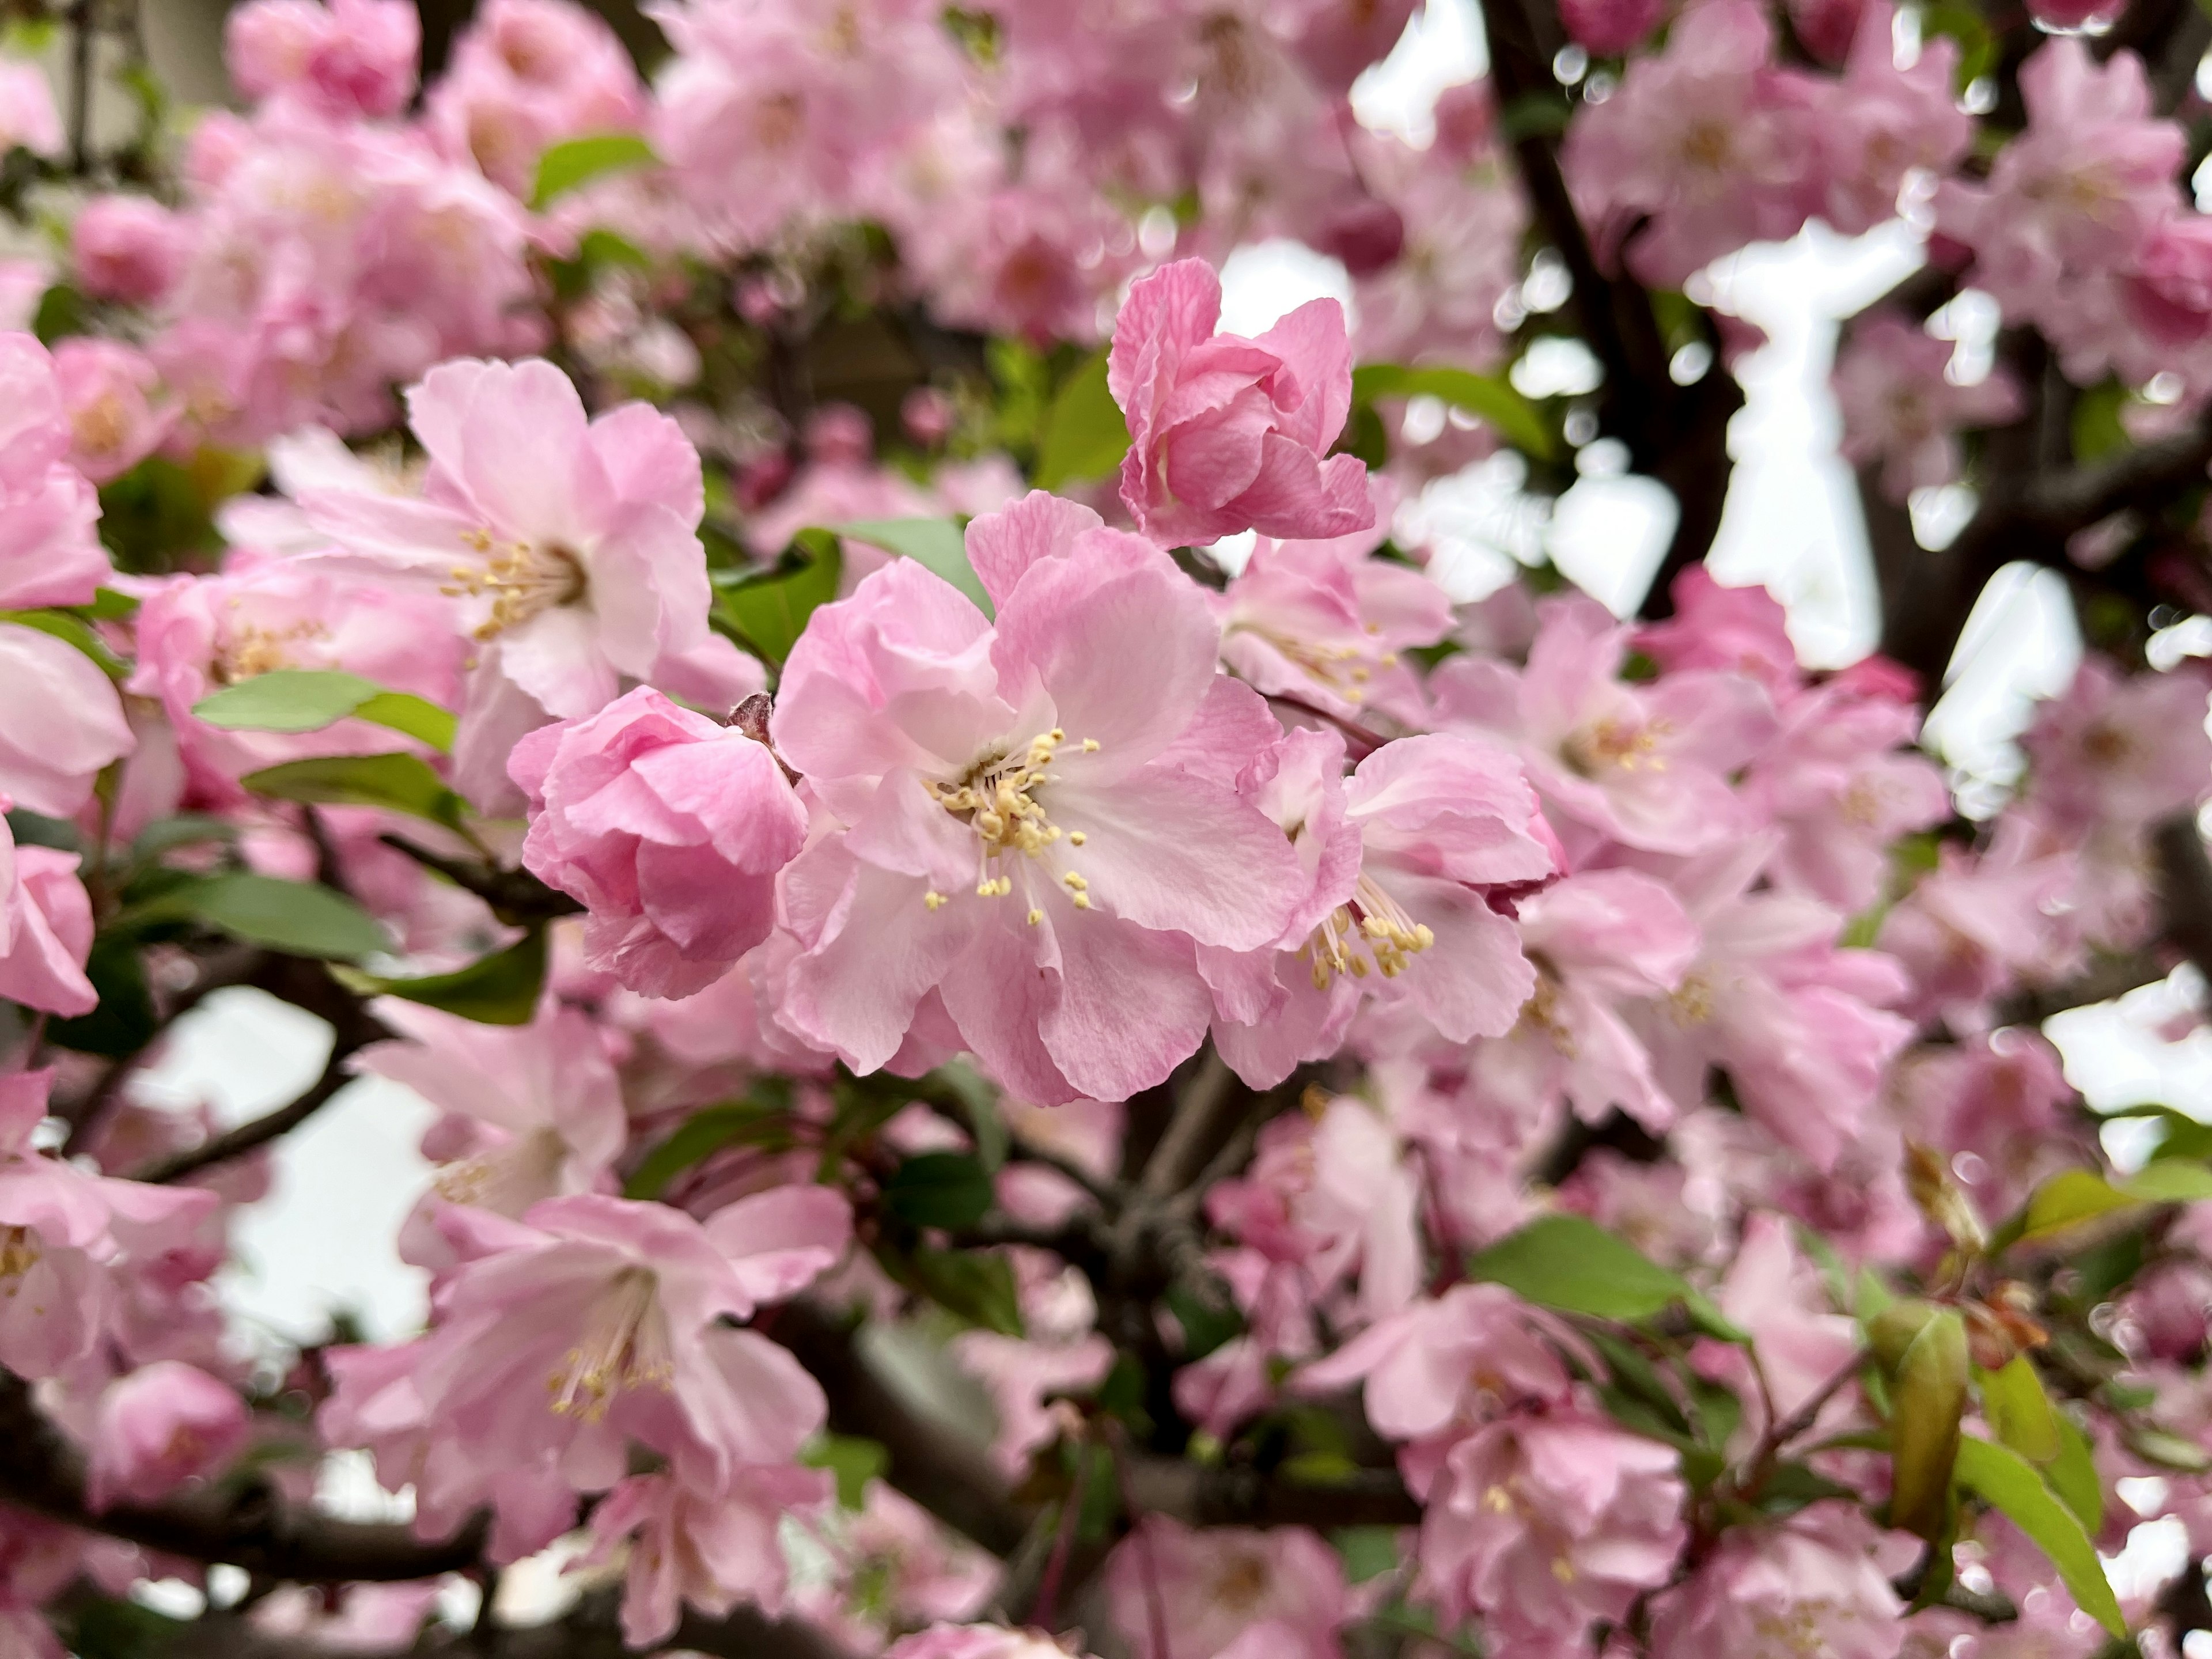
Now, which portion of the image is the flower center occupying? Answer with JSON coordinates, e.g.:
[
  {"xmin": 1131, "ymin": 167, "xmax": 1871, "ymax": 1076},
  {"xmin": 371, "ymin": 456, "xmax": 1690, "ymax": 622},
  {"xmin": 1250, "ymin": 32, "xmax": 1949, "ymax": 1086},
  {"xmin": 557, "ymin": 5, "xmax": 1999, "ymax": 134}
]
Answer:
[
  {"xmin": 1305, "ymin": 872, "xmax": 1434, "ymax": 988},
  {"xmin": 1563, "ymin": 716, "xmax": 1668, "ymax": 776},
  {"xmin": 212, "ymin": 620, "xmax": 329, "ymax": 684},
  {"xmin": 0, "ymin": 1226, "xmax": 39, "ymax": 1291},
  {"xmin": 547, "ymin": 1267, "xmax": 673, "ymax": 1421},
  {"xmin": 925, "ymin": 729, "xmax": 1099, "ymax": 916},
  {"xmin": 1231, "ymin": 621, "xmax": 1394, "ymax": 704},
  {"xmin": 434, "ymin": 1127, "xmax": 570, "ymax": 1218},
  {"xmin": 447, "ymin": 536, "xmax": 589, "ymax": 640}
]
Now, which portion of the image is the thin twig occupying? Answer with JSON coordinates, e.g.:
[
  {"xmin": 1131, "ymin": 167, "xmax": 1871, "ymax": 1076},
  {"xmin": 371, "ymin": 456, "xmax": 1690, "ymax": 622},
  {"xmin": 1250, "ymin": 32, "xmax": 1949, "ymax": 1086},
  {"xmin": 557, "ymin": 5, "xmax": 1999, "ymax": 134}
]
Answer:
[
  {"xmin": 1139, "ymin": 1048, "xmax": 1238, "ymax": 1199},
  {"xmin": 134, "ymin": 1021, "xmax": 378, "ymax": 1184}
]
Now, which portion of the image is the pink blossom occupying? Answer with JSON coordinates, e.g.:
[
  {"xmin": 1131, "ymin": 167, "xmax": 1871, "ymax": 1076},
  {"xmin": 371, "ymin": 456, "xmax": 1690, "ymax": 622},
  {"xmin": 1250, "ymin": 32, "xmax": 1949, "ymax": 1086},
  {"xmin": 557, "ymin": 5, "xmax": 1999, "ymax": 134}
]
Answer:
[
  {"xmin": 1419, "ymin": 1407, "xmax": 1685, "ymax": 1649},
  {"xmin": 1746, "ymin": 672, "xmax": 1950, "ymax": 914},
  {"xmin": 0, "ymin": 624, "xmax": 133, "ymax": 820},
  {"xmin": 1634, "ymin": 838, "xmax": 1914, "ymax": 1170},
  {"xmin": 50, "ymin": 340, "xmax": 173, "ymax": 486},
  {"xmin": 85, "ymin": 1363, "xmax": 251, "ymax": 1512},
  {"xmin": 510, "ymin": 688, "xmax": 807, "ymax": 998},
  {"xmin": 1835, "ymin": 313, "xmax": 2027, "ymax": 503},
  {"xmin": 1877, "ymin": 820, "xmax": 2083, "ymax": 1024},
  {"xmin": 1433, "ymin": 594, "xmax": 1776, "ymax": 858},
  {"xmin": 0, "ymin": 1071, "xmax": 216, "ymax": 1378},
  {"xmin": 798, "ymin": 1480, "xmax": 1000, "ymax": 1650},
  {"xmin": 1105, "ymin": 1518, "xmax": 1349, "ymax": 1659},
  {"xmin": 0, "ymin": 62, "xmax": 60, "ymax": 160},
  {"xmin": 2126, "ymin": 215, "xmax": 2212, "ymax": 346},
  {"xmin": 427, "ymin": 0, "xmax": 645, "ymax": 199},
  {"xmin": 302, "ymin": 358, "xmax": 753, "ymax": 724},
  {"xmin": 770, "ymin": 494, "xmax": 1305, "ymax": 1103},
  {"xmin": 886, "ymin": 1627, "xmax": 1088, "ymax": 1659},
  {"xmin": 391, "ymin": 1189, "xmax": 844, "ymax": 1512},
  {"xmin": 1559, "ymin": 0, "xmax": 1666, "ymax": 55},
  {"xmin": 0, "ymin": 827, "xmax": 96, "ymax": 1019},
  {"xmin": 1463, "ymin": 869, "xmax": 1700, "ymax": 1131},
  {"xmin": 2021, "ymin": 658, "xmax": 2211, "ymax": 838},
  {"xmin": 0, "ymin": 334, "xmax": 110, "ymax": 611},
  {"xmin": 1932, "ymin": 41, "xmax": 2185, "ymax": 384},
  {"xmin": 1806, "ymin": 6, "xmax": 1971, "ymax": 237},
  {"xmin": 1299, "ymin": 1283, "xmax": 1575, "ymax": 1442},
  {"xmin": 1109, "ymin": 257, "xmax": 1372, "ymax": 547},
  {"xmin": 70, "ymin": 198, "xmax": 187, "ymax": 308},
  {"xmin": 1648, "ymin": 1503, "xmax": 1912, "ymax": 1659},
  {"xmin": 584, "ymin": 1465, "xmax": 829, "ymax": 1647},
  {"xmin": 1638, "ymin": 568, "xmax": 1802, "ymax": 701},
  {"xmin": 1562, "ymin": 1, "xmax": 1810, "ymax": 286},
  {"xmin": 357, "ymin": 998, "xmax": 628, "ymax": 1221},
  {"xmin": 1212, "ymin": 728, "xmax": 1552, "ymax": 1085},
  {"xmin": 225, "ymin": 0, "xmax": 420, "ymax": 120},
  {"xmin": 950, "ymin": 1328, "xmax": 1113, "ymax": 1480},
  {"xmin": 1698, "ymin": 1213, "xmax": 1857, "ymax": 1437}
]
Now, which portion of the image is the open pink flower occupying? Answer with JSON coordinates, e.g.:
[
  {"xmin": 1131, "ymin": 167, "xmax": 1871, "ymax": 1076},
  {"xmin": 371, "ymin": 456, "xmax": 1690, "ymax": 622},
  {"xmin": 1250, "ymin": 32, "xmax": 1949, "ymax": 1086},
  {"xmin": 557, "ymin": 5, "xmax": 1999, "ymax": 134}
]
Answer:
[
  {"xmin": 357, "ymin": 998, "xmax": 628, "ymax": 1222},
  {"xmin": 1434, "ymin": 594, "xmax": 1775, "ymax": 859},
  {"xmin": 225, "ymin": 0, "xmax": 419, "ymax": 119},
  {"xmin": 1105, "ymin": 1518, "xmax": 1349, "ymax": 1659},
  {"xmin": 584, "ymin": 1465, "xmax": 829, "ymax": 1647},
  {"xmin": 771, "ymin": 493, "xmax": 1304, "ymax": 1103},
  {"xmin": 300, "ymin": 358, "xmax": 756, "ymax": 724},
  {"xmin": 512, "ymin": 687, "xmax": 808, "ymax": 998},
  {"xmin": 51, "ymin": 340, "xmax": 175, "ymax": 486},
  {"xmin": 71, "ymin": 197, "xmax": 186, "ymax": 309},
  {"xmin": 887, "ymin": 1628, "xmax": 1090, "ymax": 1659},
  {"xmin": 86, "ymin": 1362, "xmax": 251, "ymax": 1512},
  {"xmin": 0, "ymin": 1072, "xmax": 215, "ymax": 1379},
  {"xmin": 1649, "ymin": 1503, "xmax": 1911, "ymax": 1659},
  {"xmin": 1109, "ymin": 258, "xmax": 1372, "ymax": 547}
]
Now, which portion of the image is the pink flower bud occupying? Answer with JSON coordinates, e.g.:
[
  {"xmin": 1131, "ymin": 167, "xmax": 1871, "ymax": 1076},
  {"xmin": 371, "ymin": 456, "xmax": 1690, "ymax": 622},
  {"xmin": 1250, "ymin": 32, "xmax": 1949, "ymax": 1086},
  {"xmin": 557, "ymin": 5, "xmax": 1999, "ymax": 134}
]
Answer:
[
  {"xmin": 70, "ymin": 198, "xmax": 184, "ymax": 308},
  {"xmin": 1559, "ymin": 0, "xmax": 1666, "ymax": 56},
  {"xmin": 86, "ymin": 1363, "xmax": 250, "ymax": 1512}
]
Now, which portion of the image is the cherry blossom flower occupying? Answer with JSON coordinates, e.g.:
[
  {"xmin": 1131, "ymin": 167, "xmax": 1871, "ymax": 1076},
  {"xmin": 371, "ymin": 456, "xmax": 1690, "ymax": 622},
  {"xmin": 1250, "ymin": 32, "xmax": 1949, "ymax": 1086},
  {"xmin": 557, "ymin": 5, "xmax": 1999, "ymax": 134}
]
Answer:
[{"xmin": 85, "ymin": 1363, "xmax": 251, "ymax": 1512}]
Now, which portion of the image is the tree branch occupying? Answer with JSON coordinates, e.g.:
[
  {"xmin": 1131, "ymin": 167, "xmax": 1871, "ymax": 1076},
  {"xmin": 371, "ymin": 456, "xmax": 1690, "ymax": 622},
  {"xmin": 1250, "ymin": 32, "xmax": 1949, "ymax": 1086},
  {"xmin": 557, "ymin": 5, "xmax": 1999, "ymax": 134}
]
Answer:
[
  {"xmin": 0, "ymin": 1370, "xmax": 483, "ymax": 1585},
  {"xmin": 2156, "ymin": 812, "xmax": 2212, "ymax": 999},
  {"xmin": 376, "ymin": 835, "xmax": 583, "ymax": 927}
]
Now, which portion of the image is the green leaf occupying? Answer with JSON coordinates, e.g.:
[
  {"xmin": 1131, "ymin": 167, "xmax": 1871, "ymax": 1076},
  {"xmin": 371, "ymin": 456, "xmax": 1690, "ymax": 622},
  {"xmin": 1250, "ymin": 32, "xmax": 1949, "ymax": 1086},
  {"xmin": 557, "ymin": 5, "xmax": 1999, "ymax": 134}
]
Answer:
[
  {"xmin": 529, "ymin": 131, "xmax": 660, "ymax": 209},
  {"xmin": 1953, "ymin": 1436, "xmax": 2126, "ymax": 1638},
  {"xmin": 804, "ymin": 1433, "xmax": 889, "ymax": 1509},
  {"xmin": 127, "ymin": 815, "xmax": 236, "ymax": 866},
  {"xmin": 45, "ymin": 936, "xmax": 156, "ymax": 1057},
  {"xmin": 84, "ymin": 586, "xmax": 139, "ymax": 622},
  {"xmin": 1352, "ymin": 363, "xmax": 1555, "ymax": 459},
  {"xmin": 0, "ymin": 608, "xmax": 128, "ymax": 677},
  {"xmin": 884, "ymin": 1150, "xmax": 995, "ymax": 1229},
  {"xmin": 1032, "ymin": 350, "xmax": 1130, "ymax": 490},
  {"xmin": 242, "ymin": 752, "xmax": 467, "ymax": 831},
  {"xmin": 1889, "ymin": 1309, "xmax": 1968, "ymax": 1540},
  {"xmin": 2046, "ymin": 1410, "xmax": 2104, "ymax": 1533},
  {"xmin": 1332, "ymin": 1527, "xmax": 1403, "ymax": 1585},
  {"xmin": 624, "ymin": 1084, "xmax": 796, "ymax": 1201},
  {"xmin": 1165, "ymin": 1282, "xmax": 1243, "ymax": 1362},
  {"xmin": 332, "ymin": 929, "xmax": 547, "ymax": 1025},
  {"xmin": 154, "ymin": 873, "xmax": 390, "ymax": 960},
  {"xmin": 714, "ymin": 531, "xmax": 841, "ymax": 667},
  {"xmin": 2070, "ymin": 379, "xmax": 2130, "ymax": 466},
  {"xmin": 1997, "ymin": 1169, "xmax": 2139, "ymax": 1251},
  {"xmin": 353, "ymin": 692, "xmax": 457, "ymax": 753},
  {"xmin": 1980, "ymin": 1356, "xmax": 2061, "ymax": 1465},
  {"xmin": 1465, "ymin": 1214, "xmax": 1744, "ymax": 1339},
  {"xmin": 193, "ymin": 669, "xmax": 385, "ymax": 733},
  {"xmin": 904, "ymin": 1245, "xmax": 1023, "ymax": 1335},
  {"xmin": 2116, "ymin": 1160, "xmax": 2212, "ymax": 1203},
  {"xmin": 2124, "ymin": 1423, "xmax": 2212, "ymax": 1472},
  {"xmin": 839, "ymin": 518, "xmax": 994, "ymax": 618}
]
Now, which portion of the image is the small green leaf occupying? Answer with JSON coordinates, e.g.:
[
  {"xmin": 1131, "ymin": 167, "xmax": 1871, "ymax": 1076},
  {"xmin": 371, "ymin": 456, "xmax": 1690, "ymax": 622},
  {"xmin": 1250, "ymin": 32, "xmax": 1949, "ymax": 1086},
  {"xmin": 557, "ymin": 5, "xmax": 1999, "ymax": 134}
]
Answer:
[
  {"xmin": 1953, "ymin": 1436, "xmax": 2126, "ymax": 1638},
  {"xmin": 332, "ymin": 929, "xmax": 547, "ymax": 1025},
  {"xmin": 2124, "ymin": 1423, "xmax": 2212, "ymax": 1472},
  {"xmin": 157, "ymin": 873, "xmax": 390, "ymax": 960},
  {"xmin": 1165, "ymin": 1282, "xmax": 1243, "ymax": 1362},
  {"xmin": 624, "ymin": 1084, "xmax": 796, "ymax": 1201},
  {"xmin": 884, "ymin": 1150, "xmax": 995, "ymax": 1230},
  {"xmin": 529, "ymin": 131, "xmax": 660, "ymax": 210},
  {"xmin": 192, "ymin": 669, "xmax": 384, "ymax": 733},
  {"xmin": 1352, "ymin": 362, "xmax": 1555, "ymax": 459},
  {"xmin": 1998, "ymin": 1169, "xmax": 2139, "ymax": 1250},
  {"xmin": 1332, "ymin": 1527, "xmax": 1403, "ymax": 1585},
  {"xmin": 1980, "ymin": 1356, "xmax": 2061, "ymax": 1465},
  {"xmin": 803, "ymin": 1433, "xmax": 889, "ymax": 1510},
  {"xmin": 45, "ymin": 936, "xmax": 156, "ymax": 1057},
  {"xmin": 353, "ymin": 691, "xmax": 457, "ymax": 753},
  {"xmin": 2116, "ymin": 1161, "xmax": 2212, "ymax": 1204},
  {"xmin": 2046, "ymin": 1410, "xmax": 2104, "ymax": 1533},
  {"xmin": 1032, "ymin": 350, "xmax": 1130, "ymax": 490},
  {"xmin": 839, "ymin": 518, "xmax": 994, "ymax": 618},
  {"xmin": 242, "ymin": 752, "xmax": 467, "ymax": 831},
  {"xmin": 714, "ymin": 532, "xmax": 841, "ymax": 667},
  {"xmin": 1889, "ymin": 1309, "xmax": 1968, "ymax": 1540},
  {"xmin": 1465, "ymin": 1214, "xmax": 1744, "ymax": 1339},
  {"xmin": 904, "ymin": 1245, "xmax": 1023, "ymax": 1335},
  {"xmin": 0, "ymin": 608, "xmax": 129, "ymax": 678}
]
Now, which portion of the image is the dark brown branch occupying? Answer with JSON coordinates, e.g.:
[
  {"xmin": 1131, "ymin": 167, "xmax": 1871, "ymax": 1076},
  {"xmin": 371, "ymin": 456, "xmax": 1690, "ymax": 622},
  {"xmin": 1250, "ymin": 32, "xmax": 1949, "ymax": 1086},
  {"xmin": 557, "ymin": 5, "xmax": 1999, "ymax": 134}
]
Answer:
[
  {"xmin": 1883, "ymin": 415, "xmax": 2212, "ymax": 684},
  {"xmin": 1138, "ymin": 1047, "xmax": 1239, "ymax": 1199},
  {"xmin": 1122, "ymin": 1456, "xmax": 1421, "ymax": 1530},
  {"xmin": 376, "ymin": 835, "xmax": 584, "ymax": 927},
  {"xmin": 133, "ymin": 974, "xmax": 387, "ymax": 1184},
  {"xmin": 2156, "ymin": 812, "xmax": 2212, "ymax": 999},
  {"xmin": 0, "ymin": 1370, "xmax": 484, "ymax": 1584}
]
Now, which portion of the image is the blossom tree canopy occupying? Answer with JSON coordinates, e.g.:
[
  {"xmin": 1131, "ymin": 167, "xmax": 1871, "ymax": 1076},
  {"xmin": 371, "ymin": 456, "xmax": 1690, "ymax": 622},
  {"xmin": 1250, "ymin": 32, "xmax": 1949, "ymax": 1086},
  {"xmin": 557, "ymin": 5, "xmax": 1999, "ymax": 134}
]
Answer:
[{"xmin": 9, "ymin": 0, "xmax": 2212, "ymax": 1654}]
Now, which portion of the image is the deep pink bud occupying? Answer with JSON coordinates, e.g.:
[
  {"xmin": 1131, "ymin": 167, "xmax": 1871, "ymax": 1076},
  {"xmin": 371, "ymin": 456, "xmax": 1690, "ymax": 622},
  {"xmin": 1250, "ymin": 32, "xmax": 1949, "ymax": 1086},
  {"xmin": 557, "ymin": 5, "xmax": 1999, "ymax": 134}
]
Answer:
[
  {"xmin": 70, "ymin": 198, "xmax": 186, "ymax": 308},
  {"xmin": 86, "ymin": 1363, "xmax": 250, "ymax": 1511},
  {"xmin": 1558, "ymin": 0, "xmax": 1666, "ymax": 56}
]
